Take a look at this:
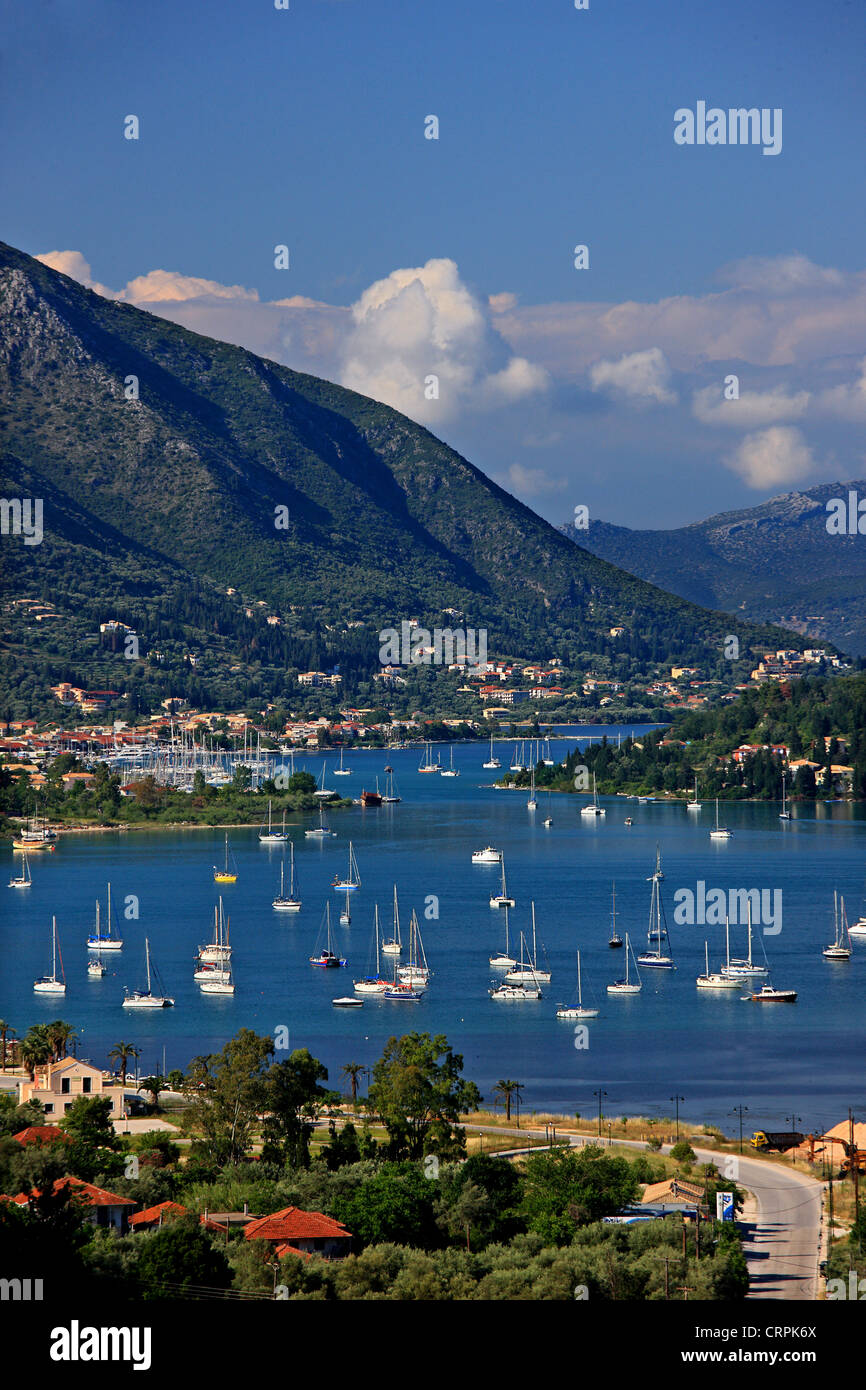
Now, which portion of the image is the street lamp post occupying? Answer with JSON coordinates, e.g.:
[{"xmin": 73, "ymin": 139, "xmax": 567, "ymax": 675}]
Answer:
[
  {"xmin": 671, "ymin": 1095, "xmax": 685, "ymax": 1144},
  {"xmin": 593, "ymin": 1088, "xmax": 608, "ymax": 1138},
  {"xmin": 729, "ymin": 1104, "xmax": 748, "ymax": 1155},
  {"xmin": 787, "ymin": 1115, "xmax": 802, "ymax": 1164}
]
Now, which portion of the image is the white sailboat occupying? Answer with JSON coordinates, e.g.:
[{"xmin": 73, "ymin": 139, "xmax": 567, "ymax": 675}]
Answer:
[
  {"xmin": 418, "ymin": 742, "xmax": 440, "ymax": 773},
  {"xmin": 687, "ymin": 776, "xmax": 701, "ymax": 812},
  {"xmin": 441, "ymin": 747, "xmax": 460, "ymax": 778},
  {"xmin": 580, "ymin": 772, "xmax": 605, "ymax": 817},
  {"xmin": 509, "ymin": 740, "xmax": 525, "ymax": 773},
  {"xmin": 354, "ymin": 905, "xmax": 389, "ymax": 993},
  {"xmin": 608, "ymin": 882, "xmax": 623, "ymax": 949},
  {"xmin": 309, "ymin": 902, "xmax": 347, "ymax": 968},
  {"xmin": 637, "ymin": 874, "xmax": 675, "ymax": 968},
  {"xmin": 489, "ymin": 856, "xmax": 515, "ymax": 909},
  {"xmin": 823, "ymin": 891, "xmax": 852, "ymax": 960},
  {"xmin": 504, "ymin": 904, "xmax": 551, "ymax": 984},
  {"xmin": 195, "ymin": 903, "xmax": 233, "ymax": 984},
  {"xmin": 646, "ymin": 845, "xmax": 664, "ymax": 883},
  {"xmin": 314, "ymin": 761, "xmax": 335, "ymax": 798},
  {"xmin": 696, "ymin": 919, "xmax": 740, "ymax": 990},
  {"xmin": 397, "ymin": 910, "xmax": 431, "ymax": 987},
  {"xmin": 483, "ymin": 735, "xmax": 501, "ymax": 770},
  {"xmin": 491, "ymin": 928, "xmax": 542, "ymax": 998},
  {"xmin": 527, "ymin": 767, "xmax": 537, "ymax": 811},
  {"xmin": 305, "ymin": 803, "xmax": 334, "ymax": 838},
  {"xmin": 723, "ymin": 902, "xmax": 768, "ymax": 978},
  {"xmin": 709, "ymin": 797, "xmax": 732, "ymax": 840},
  {"xmin": 334, "ymin": 747, "xmax": 352, "ymax": 776},
  {"xmin": 556, "ymin": 951, "xmax": 599, "ymax": 1019},
  {"xmin": 333, "ymin": 841, "xmax": 361, "ymax": 891},
  {"xmin": 489, "ymin": 903, "xmax": 517, "ymax": 968},
  {"xmin": 34, "ymin": 916, "xmax": 66, "ymax": 994},
  {"xmin": 273, "ymin": 843, "xmax": 302, "ymax": 912},
  {"xmin": 198, "ymin": 899, "xmax": 233, "ymax": 962},
  {"xmin": 779, "ymin": 774, "xmax": 791, "ymax": 820},
  {"xmin": 382, "ymin": 769, "xmax": 401, "ymax": 803},
  {"xmin": 123, "ymin": 937, "xmax": 174, "ymax": 1008},
  {"xmin": 259, "ymin": 799, "xmax": 288, "ymax": 843},
  {"xmin": 607, "ymin": 933, "xmax": 642, "ymax": 994},
  {"xmin": 542, "ymin": 738, "xmax": 555, "ymax": 767},
  {"xmin": 381, "ymin": 885, "xmax": 403, "ymax": 955},
  {"xmin": 339, "ymin": 887, "xmax": 352, "ymax": 926},
  {"xmin": 87, "ymin": 883, "xmax": 123, "ymax": 950},
  {"xmin": 8, "ymin": 849, "xmax": 32, "ymax": 888}
]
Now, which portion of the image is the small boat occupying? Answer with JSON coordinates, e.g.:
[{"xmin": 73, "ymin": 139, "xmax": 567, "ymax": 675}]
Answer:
[
  {"xmin": 314, "ymin": 760, "xmax": 336, "ymax": 798},
  {"xmin": 258, "ymin": 799, "xmax": 288, "ymax": 843},
  {"xmin": 624, "ymin": 817, "xmax": 633, "ymax": 826},
  {"xmin": 527, "ymin": 768, "xmax": 537, "ymax": 812},
  {"xmin": 509, "ymin": 740, "xmax": 525, "ymax": 773},
  {"xmin": 34, "ymin": 916, "xmax": 66, "ymax": 994},
  {"xmin": 696, "ymin": 923, "xmax": 740, "ymax": 991},
  {"xmin": 13, "ymin": 811, "xmax": 58, "ymax": 852},
  {"xmin": 504, "ymin": 907, "xmax": 551, "ymax": 985},
  {"xmin": 87, "ymin": 883, "xmax": 123, "ymax": 951},
  {"xmin": 123, "ymin": 937, "xmax": 174, "ymax": 1008},
  {"xmin": 332, "ymin": 996, "xmax": 363, "ymax": 1007},
  {"xmin": 354, "ymin": 905, "xmax": 390, "ymax": 994},
  {"xmin": 556, "ymin": 951, "xmax": 599, "ymax": 1019},
  {"xmin": 309, "ymin": 903, "xmax": 346, "ymax": 968},
  {"xmin": 779, "ymin": 774, "xmax": 791, "ymax": 821},
  {"xmin": 339, "ymin": 887, "xmax": 352, "ymax": 927},
  {"xmin": 200, "ymin": 924, "xmax": 235, "ymax": 994},
  {"xmin": 723, "ymin": 902, "xmax": 768, "ymax": 978},
  {"xmin": 382, "ymin": 770, "xmax": 401, "ymax": 803},
  {"xmin": 687, "ymin": 776, "xmax": 701, "ymax": 812},
  {"xmin": 213, "ymin": 832, "xmax": 238, "ymax": 883},
  {"xmin": 8, "ymin": 849, "xmax": 32, "ymax": 888},
  {"xmin": 489, "ymin": 903, "xmax": 517, "ymax": 969},
  {"xmin": 381, "ymin": 886, "xmax": 403, "ymax": 956},
  {"xmin": 305, "ymin": 804, "xmax": 334, "ymax": 838},
  {"xmin": 823, "ymin": 891, "xmax": 851, "ymax": 961},
  {"xmin": 489, "ymin": 856, "xmax": 515, "ymax": 909},
  {"xmin": 272, "ymin": 844, "xmax": 302, "ymax": 912},
  {"xmin": 580, "ymin": 772, "xmax": 605, "ymax": 817},
  {"xmin": 608, "ymin": 883, "xmax": 623, "ymax": 948},
  {"xmin": 334, "ymin": 748, "xmax": 352, "ymax": 776},
  {"xmin": 87, "ymin": 957, "xmax": 107, "ymax": 979},
  {"xmin": 472, "ymin": 845, "xmax": 502, "ymax": 864},
  {"xmin": 542, "ymin": 739, "xmax": 555, "ymax": 767},
  {"xmin": 490, "ymin": 976, "xmax": 541, "ymax": 1000},
  {"xmin": 607, "ymin": 933, "xmax": 642, "ymax": 994},
  {"xmin": 440, "ymin": 747, "xmax": 460, "ymax": 778},
  {"xmin": 384, "ymin": 764, "xmax": 393, "ymax": 772},
  {"xmin": 397, "ymin": 910, "xmax": 431, "ymax": 988},
  {"xmin": 483, "ymin": 735, "xmax": 501, "ymax": 770},
  {"xmin": 418, "ymin": 742, "xmax": 440, "ymax": 773},
  {"xmin": 383, "ymin": 981, "xmax": 422, "ymax": 1000},
  {"xmin": 709, "ymin": 798, "xmax": 732, "ymax": 841},
  {"xmin": 748, "ymin": 983, "xmax": 797, "ymax": 1003},
  {"xmin": 198, "ymin": 899, "xmax": 233, "ymax": 961},
  {"xmin": 333, "ymin": 842, "xmax": 361, "ymax": 892},
  {"xmin": 637, "ymin": 874, "xmax": 675, "ymax": 968},
  {"xmin": 360, "ymin": 785, "xmax": 383, "ymax": 806}
]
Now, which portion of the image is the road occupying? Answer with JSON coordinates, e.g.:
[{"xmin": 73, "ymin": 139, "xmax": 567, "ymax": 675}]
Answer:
[{"xmin": 463, "ymin": 1122, "xmax": 823, "ymax": 1300}]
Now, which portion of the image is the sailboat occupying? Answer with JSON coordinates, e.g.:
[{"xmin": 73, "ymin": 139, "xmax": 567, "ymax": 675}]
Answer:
[
  {"xmin": 483, "ymin": 735, "xmax": 501, "ymax": 770},
  {"xmin": 543, "ymin": 790, "xmax": 553, "ymax": 827},
  {"xmin": 87, "ymin": 883, "xmax": 123, "ymax": 950},
  {"xmin": 779, "ymin": 774, "xmax": 791, "ymax": 820},
  {"xmin": 723, "ymin": 902, "xmax": 768, "ymax": 978},
  {"xmin": 556, "ymin": 951, "xmax": 599, "ymax": 1019},
  {"xmin": 382, "ymin": 769, "xmax": 401, "ymax": 803},
  {"xmin": 354, "ymin": 905, "xmax": 390, "ymax": 993},
  {"xmin": 333, "ymin": 842, "xmax": 361, "ymax": 891},
  {"xmin": 418, "ymin": 742, "xmax": 440, "ymax": 773},
  {"xmin": 34, "ymin": 916, "xmax": 66, "ymax": 994},
  {"xmin": 709, "ymin": 797, "xmax": 732, "ymax": 840},
  {"xmin": 123, "ymin": 937, "xmax": 174, "ymax": 1008},
  {"xmin": 646, "ymin": 845, "xmax": 664, "ymax": 883},
  {"xmin": 305, "ymin": 803, "xmax": 334, "ymax": 838},
  {"xmin": 198, "ymin": 902, "xmax": 234, "ymax": 992},
  {"xmin": 314, "ymin": 761, "xmax": 335, "ymax": 798},
  {"xmin": 213, "ymin": 832, "xmax": 238, "ymax": 883},
  {"xmin": 381, "ymin": 886, "xmax": 403, "ymax": 955},
  {"xmin": 334, "ymin": 747, "xmax": 352, "ymax": 776},
  {"xmin": 397, "ymin": 910, "xmax": 431, "ymax": 986},
  {"xmin": 259, "ymin": 799, "xmax": 288, "ymax": 843},
  {"xmin": 608, "ymin": 883, "xmax": 623, "ymax": 948},
  {"xmin": 197, "ymin": 899, "xmax": 233, "ymax": 965},
  {"xmin": 637, "ymin": 875, "xmax": 675, "ymax": 968},
  {"xmin": 687, "ymin": 776, "xmax": 701, "ymax": 812},
  {"xmin": 509, "ymin": 741, "xmax": 525, "ymax": 773},
  {"xmin": 607, "ymin": 933, "xmax": 642, "ymax": 994},
  {"xmin": 580, "ymin": 772, "xmax": 605, "ymax": 817},
  {"xmin": 543, "ymin": 739, "xmax": 555, "ymax": 767},
  {"xmin": 309, "ymin": 902, "xmax": 347, "ymax": 968},
  {"xmin": 8, "ymin": 849, "xmax": 32, "ymax": 888},
  {"xmin": 489, "ymin": 903, "xmax": 517, "ymax": 968},
  {"xmin": 504, "ymin": 904, "xmax": 551, "ymax": 984},
  {"xmin": 527, "ymin": 767, "xmax": 537, "ymax": 811},
  {"xmin": 87, "ymin": 956, "xmax": 106, "ymax": 978},
  {"xmin": 823, "ymin": 891, "xmax": 852, "ymax": 960},
  {"xmin": 273, "ymin": 844, "xmax": 302, "ymax": 911},
  {"xmin": 696, "ymin": 923, "xmax": 740, "ymax": 990},
  {"xmin": 489, "ymin": 856, "xmax": 515, "ymax": 909},
  {"xmin": 13, "ymin": 808, "xmax": 57, "ymax": 852},
  {"xmin": 339, "ymin": 888, "xmax": 352, "ymax": 926},
  {"xmin": 490, "ymin": 930, "xmax": 542, "ymax": 999},
  {"xmin": 441, "ymin": 747, "xmax": 460, "ymax": 778}
]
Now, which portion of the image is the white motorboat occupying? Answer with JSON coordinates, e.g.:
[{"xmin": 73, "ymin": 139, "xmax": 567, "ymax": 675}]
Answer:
[{"xmin": 472, "ymin": 846, "xmax": 502, "ymax": 864}]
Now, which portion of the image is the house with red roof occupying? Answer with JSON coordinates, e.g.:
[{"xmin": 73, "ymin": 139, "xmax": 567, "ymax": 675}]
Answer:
[
  {"xmin": 5, "ymin": 1176, "xmax": 135, "ymax": 1233},
  {"xmin": 243, "ymin": 1206, "xmax": 353, "ymax": 1260},
  {"xmin": 12, "ymin": 1124, "xmax": 70, "ymax": 1147},
  {"xmin": 129, "ymin": 1200, "xmax": 225, "ymax": 1234}
]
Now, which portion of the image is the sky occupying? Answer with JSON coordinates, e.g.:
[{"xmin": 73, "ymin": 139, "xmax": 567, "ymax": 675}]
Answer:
[{"xmin": 4, "ymin": 0, "xmax": 866, "ymax": 530}]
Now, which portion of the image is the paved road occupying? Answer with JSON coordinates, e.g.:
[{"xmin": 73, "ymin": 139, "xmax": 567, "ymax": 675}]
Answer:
[{"xmin": 463, "ymin": 1123, "xmax": 823, "ymax": 1300}]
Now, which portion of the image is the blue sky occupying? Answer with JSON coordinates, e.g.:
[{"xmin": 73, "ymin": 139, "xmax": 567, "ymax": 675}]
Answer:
[{"xmin": 5, "ymin": 0, "xmax": 866, "ymax": 528}]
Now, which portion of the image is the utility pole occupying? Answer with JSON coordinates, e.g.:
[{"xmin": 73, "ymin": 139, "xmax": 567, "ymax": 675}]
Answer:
[
  {"xmin": 787, "ymin": 1114, "xmax": 802, "ymax": 1164},
  {"xmin": 850, "ymin": 1108, "xmax": 861, "ymax": 1255},
  {"xmin": 593, "ymin": 1088, "xmax": 608, "ymax": 1138},
  {"xmin": 664, "ymin": 1256, "xmax": 669, "ymax": 1300},
  {"xmin": 730, "ymin": 1103, "xmax": 748, "ymax": 1154},
  {"xmin": 671, "ymin": 1094, "xmax": 685, "ymax": 1144}
]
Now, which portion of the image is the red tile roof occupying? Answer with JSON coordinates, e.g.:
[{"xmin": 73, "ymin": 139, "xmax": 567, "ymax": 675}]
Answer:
[
  {"xmin": 274, "ymin": 1243, "xmax": 315, "ymax": 1260},
  {"xmin": 243, "ymin": 1206, "xmax": 351, "ymax": 1243},
  {"xmin": 12, "ymin": 1125, "xmax": 69, "ymax": 1146},
  {"xmin": 129, "ymin": 1200, "xmax": 189, "ymax": 1228},
  {"xmin": 6, "ymin": 1175, "xmax": 135, "ymax": 1208}
]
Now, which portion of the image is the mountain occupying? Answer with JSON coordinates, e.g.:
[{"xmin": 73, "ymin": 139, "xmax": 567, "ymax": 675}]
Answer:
[
  {"xmin": 562, "ymin": 488, "xmax": 866, "ymax": 657},
  {"xmin": 0, "ymin": 241, "xmax": 802, "ymax": 717}
]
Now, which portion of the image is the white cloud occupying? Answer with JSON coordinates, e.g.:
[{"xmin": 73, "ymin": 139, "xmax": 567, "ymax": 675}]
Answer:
[
  {"xmin": 503, "ymin": 463, "xmax": 563, "ymax": 496},
  {"xmin": 725, "ymin": 426, "xmax": 816, "ymax": 489},
  {"xmin": 716, "ymin": 254, "xmax": 845, "ymax": 295},
  {"xmin": 36, "ymin": 250, "xmax": 114, "ymax": 298},
  {"xmin": 120, "ymin": 269, "xmax": 259, "ymax": 303},
  {"xmin": 590, "ymin": 347, "xmax": 677, "ymax": 405},
  {"xmin": 489, "ymin": 291, "xmax": 518, "ymax": 314},
  {"xmin": 815, "ymin": 357, "xmax": 866, "ymax": 422},
  {"xmin": 692, "ymin": 384, "xmax": 810, "ymax": 427}
]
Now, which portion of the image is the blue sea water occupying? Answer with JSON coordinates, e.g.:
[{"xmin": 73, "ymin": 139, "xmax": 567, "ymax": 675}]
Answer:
[{"xmin": 3, "ymin": 727, "xmax": 865, "ymax": 1134}]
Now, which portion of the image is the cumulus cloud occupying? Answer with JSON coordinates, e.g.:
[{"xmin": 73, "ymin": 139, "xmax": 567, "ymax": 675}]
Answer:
[
  {"xmin": 725, "ymin": 426, "xmax": 816, "ymax": 489},
  {"xmin": 590, "ymin": 347, "xmax": 677, "ymax": 405},
  {"xmin": 36, "ymin": 250, "xmax": 114, "ymax": 298},
  {"xmin": 815, "ymin": 357, "xmax": 866, "ymax": 422},
  {"xmin": 340, "ymin": 258, "xmax": 548, "ymax": 423},
  {"xmin": 489, "ymin": 291, "xmax": 518, "ymax": 314},
  {"xmin": 692, "ymin": 384, "xmax": 811, "ymax": 427},
  {"xmin": 503, "ymin": 463, "xmax": 564, "ymax": 496},
  {"xmin": 120, "ymin": 269, "xmax": 259, "ymax": 303},
  {"xmin": 716, "ymin": 253, "xmax": 845, "ymax": 295}
]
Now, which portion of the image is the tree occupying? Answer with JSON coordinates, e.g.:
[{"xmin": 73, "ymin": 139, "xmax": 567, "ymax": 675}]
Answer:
[
  {"xmin": 443, "ymin": 1179, "xmax": 490, "ymax": 1252},
  {"xmin": 261, "ymin": 1048, "xmax": 331, "ymax": 1168},
  {"xmin": 60, "ymin": 1096, "xmax": 119, "ymax": 1151},
  {"xmin": 108, "ymin": 1042, "xmax": 141, "ymax": 1090},
  {"xmin": 139, "ymin": 1076, "xmax": 169, "ymax": 1111},
  {"xmin": 136, "ymin": 1216, "xmax": 232, "ymax": 1300},
  {"xmin": 183, "ymin": 1030, "xmax": 274, "ymax": 1167},
  {"xmin": 367, "ymin": 1032, "xmax": 482, "ymax": 1160},
  {"xmin": 0, "ymin": 1020, "xmax": 14, "ymax": 1073},
  {"xmin": 44, "ymin": 1020, "xmax": 77, "ymax": 1061},
  {"xmin": 342, "ymin": 1062, "xmax": 365, "ymax": 1104},
  {"xmin": 331, "ymin": 1164, "xmax": 440, "ymax": 1248},
  {"xmin": 20, "ymin": 1024, "xmax": 54, "ymax": 1078},
  {"xmin": 493, "ymin": 1079, "xmax": 522, "ymax": 1124},
  {"xmin": 521, "ymin": 1147, "xmax": 641, "ymax": 1244}
]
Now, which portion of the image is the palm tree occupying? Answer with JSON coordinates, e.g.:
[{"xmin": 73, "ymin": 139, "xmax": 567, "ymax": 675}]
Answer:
[
  {"xmin": 493, "ymin": 1079, "xmax": 523, "ymax": 1124},
  {"xmin": 45, "ymin": 1020, "xmax": 77, "ymax": 1062},
  {"xmin": 0, "ymin": 1021, "xmax": 15, "ymax": 1073},
  {"xmin": 108, "ymin": 1042, "xmax": 141, "ymax": 1090},
  {"xmin": 342, "ymin": 1061, "xmax": 365, "ymax": 1104},
  {"xmin": 20, "ymin": 1024, "xmax": 54, "ymax": 1079},
  {"xmin": 139, "ymin": 1075, "xmax": 168, "ymax": 1111}
]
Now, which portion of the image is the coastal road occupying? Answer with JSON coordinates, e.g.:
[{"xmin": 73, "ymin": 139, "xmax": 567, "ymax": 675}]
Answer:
[{"xmin": 462, "ymin": 1123, "xmax": 823, "ymax": 1300}]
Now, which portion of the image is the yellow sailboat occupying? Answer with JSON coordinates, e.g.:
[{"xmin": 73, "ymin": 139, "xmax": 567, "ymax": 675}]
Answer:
[{"xmin": 213, "ymin": 832, "xmax": 238, "ymax": 884}]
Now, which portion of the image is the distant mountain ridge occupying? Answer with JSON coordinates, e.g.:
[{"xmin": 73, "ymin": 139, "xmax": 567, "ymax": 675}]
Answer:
[{"xmin": 562, "ymin": 486, "xmax": 866, "ymax": 656}]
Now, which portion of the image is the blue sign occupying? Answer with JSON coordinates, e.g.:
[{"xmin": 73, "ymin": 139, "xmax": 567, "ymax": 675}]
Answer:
[{"xmin": 716, "ymin": 1191, "xmax": 735, "ymax": 1222}]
